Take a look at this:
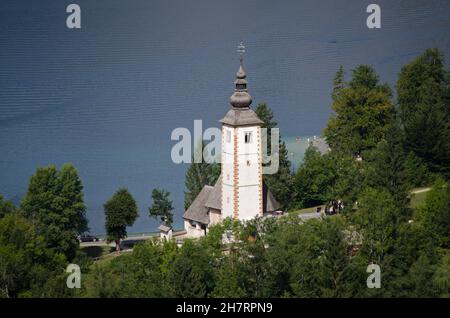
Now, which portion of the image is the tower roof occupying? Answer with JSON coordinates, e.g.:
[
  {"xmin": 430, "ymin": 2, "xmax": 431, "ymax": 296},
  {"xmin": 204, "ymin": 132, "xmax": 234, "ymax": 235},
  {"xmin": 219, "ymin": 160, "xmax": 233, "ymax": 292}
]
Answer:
[
  {"xmin": 229, "ymin": 65, "xmax": 252, "ymax": 108},
  {"xmin": 220, "ymin": 42, "xmax": 263, "ymax": 126}
]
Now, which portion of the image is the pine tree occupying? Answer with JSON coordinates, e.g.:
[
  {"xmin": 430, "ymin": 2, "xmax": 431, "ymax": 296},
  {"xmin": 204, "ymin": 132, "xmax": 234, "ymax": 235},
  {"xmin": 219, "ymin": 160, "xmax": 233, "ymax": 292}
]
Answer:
[
  {"xmin": 397, "ymin": 48, "xmax": 450, "ymax": 176},
  {"xmin": 366, "ymin": 119, "xmax": 411, "ymax": 219},
  {"xmin": 149, "ymin": 188, "xmax": 174, "ymax": 226},
  {"xmin": 255, "ymin": 103, "xmax": 293, "ymax": 210},
  {"xmin": 184, "ymin": 141, "xmax": 220, "ymax": 210},
  {"xmin": 332, "ymin": 65, "xmax": 345, "ymax": 101},
  {"xmin": 0, "ymin": 195, "xmax": 16, "ymax": 219}
]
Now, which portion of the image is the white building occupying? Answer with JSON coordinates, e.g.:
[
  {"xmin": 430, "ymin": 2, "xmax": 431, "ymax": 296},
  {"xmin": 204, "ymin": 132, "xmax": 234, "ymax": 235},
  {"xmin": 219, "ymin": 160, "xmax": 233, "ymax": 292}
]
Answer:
[
  {"xmin": 183, "ymin": 53, "xmax": 280, "ymax": 238},
  {"xmin": 158, "ymin": 224, "xmax": 173, "ymax": 240}
]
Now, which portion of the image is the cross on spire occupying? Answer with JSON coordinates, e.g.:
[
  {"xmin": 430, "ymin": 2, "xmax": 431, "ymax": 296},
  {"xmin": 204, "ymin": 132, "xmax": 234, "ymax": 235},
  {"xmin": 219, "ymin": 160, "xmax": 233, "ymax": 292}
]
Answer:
[{"xmin": 237, "ymin": 41, "xmax": 245, "ymax": 65}]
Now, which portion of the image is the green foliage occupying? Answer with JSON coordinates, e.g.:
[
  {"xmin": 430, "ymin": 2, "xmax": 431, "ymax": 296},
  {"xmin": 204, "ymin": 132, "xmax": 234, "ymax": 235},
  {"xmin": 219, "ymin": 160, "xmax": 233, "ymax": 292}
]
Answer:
[
  {"xmin": 166, "ymin": 240, "xmax": 208, "ymax": 297},
  {"xmin": 432, "ymin": 250, "xmax": 450, "ymax": 297},
  {"xmin": 255, "ymin": 102, "xmax": 294, "ymax": 210},
  {"xmin": 20, "ymin": 163, "xmax": 88, "ymax": 260},
  {"xmin": 184, "ymin": 141, "xmax": 220, "ymax": 210},
  {"xmin": 0, "ymin": 213, "xmax": 66, "ymax": 298},
  {"xmin": 397, "ymin": 48, "xmax": 450, "ymax": 176},
  {"xmin": 332, "ymin": 65, "xmax": 345, "ymax": 101},
  {"xmin": 293, "ymin": 146, "xmax": 336, "ymax": 208},
  {"xmin": 104, "ymin": 188, "xmax": 139, "ymax": 250},
  {"xmin": 289, "ymin": 217, "xmax": 359, "ymax": 297},
  {"xmin": 331, "ymin": 154, "xmax": 366, "ymax": 208},
  {"xmin": 210, "ymin": 254, "xmax": 247, "ymax": 298},
  {"xmin": 354, "ymin": 188, "xmax": 398, "ymax": 265},
  {"xmin": 149, "ymin": 188, "xmax": 174, "ymax": 226},
  {"xmin": 324, "ymin": 65, "xmax": 394, "ymax": 157},
  {"xmin": 0, "ymin": 195, "xmax": 16, "ymax": 219},
  {"xmin": 365, "ymin": 120, "xmax": 411, "ymax": 219},
  {"xmin": 415, "ymin": 178, "xmax": 450, "ymax": 248},
  {"xmin": 404, "ymin": 152, "xmax": 434, "ymax": 188}
]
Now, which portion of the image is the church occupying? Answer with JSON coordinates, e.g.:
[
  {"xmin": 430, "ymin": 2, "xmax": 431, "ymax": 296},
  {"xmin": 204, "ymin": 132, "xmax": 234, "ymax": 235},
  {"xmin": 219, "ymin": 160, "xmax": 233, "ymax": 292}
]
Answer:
[{"xmin": 183, "ymin": 47, "xmax": 281, "ymax": 238}]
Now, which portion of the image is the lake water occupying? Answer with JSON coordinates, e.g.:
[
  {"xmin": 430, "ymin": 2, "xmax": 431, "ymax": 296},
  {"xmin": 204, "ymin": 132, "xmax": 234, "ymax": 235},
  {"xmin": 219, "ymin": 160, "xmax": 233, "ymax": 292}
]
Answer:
[{"xmin": 1, "ymin": 0, "xmax": 448, "ymax": 233}]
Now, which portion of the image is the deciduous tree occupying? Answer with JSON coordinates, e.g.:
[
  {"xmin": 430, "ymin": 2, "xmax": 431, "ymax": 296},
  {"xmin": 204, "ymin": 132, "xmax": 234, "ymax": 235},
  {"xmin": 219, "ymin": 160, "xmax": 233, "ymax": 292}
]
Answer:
[{"xmin": 104, "ymin": 188, "xmax": 138, "ymax": 251}]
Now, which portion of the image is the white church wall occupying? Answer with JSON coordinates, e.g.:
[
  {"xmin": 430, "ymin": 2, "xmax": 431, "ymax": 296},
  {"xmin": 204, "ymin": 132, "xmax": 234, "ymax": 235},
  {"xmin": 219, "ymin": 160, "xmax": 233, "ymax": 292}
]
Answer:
[
  {"xmin": 209, "ymin": 208, "xmax": 221, "ymax": 225},
  {"xmin": 221, "ymin": 125, "xmax": 262, "ymax": 221},
  {"xmin": 238, "ymin": 185, "xmax": 262, "ymax": 220},
  {"xmin": 236, "ymin": 126, "xmax": 262, "ymax": 219},
  {"xmin": 184, "ymin": 220, "xmax": 205, "ymax": 238},
  {"xmin": 222, "ymin": 125, "xmax": 235, "ymax": 219}
]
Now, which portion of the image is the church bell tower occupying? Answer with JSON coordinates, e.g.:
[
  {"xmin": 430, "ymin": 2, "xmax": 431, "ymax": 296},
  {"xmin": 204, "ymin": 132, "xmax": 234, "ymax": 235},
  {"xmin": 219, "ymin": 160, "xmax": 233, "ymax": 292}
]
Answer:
[{"xmin": 220, "ymin": 43, "xmax": 264, "ymax": 220}]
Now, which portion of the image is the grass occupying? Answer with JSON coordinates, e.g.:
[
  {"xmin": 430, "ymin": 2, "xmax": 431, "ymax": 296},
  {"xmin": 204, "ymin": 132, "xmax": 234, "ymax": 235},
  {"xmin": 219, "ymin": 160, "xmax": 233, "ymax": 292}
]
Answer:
[
  {"xmin": 290, "ymin": 205, "xmax": 325, "ymax": 215},
  {"xmin": 290, "ymin": 187, "xmax": 431, "ymax": 216},
  {"xmin": 80, "ymin": 245, "xmax": 115, "ymax": 259},
  {"xmin": 410, "ymin": 191, "xmax": 428, "ymax": 209}
]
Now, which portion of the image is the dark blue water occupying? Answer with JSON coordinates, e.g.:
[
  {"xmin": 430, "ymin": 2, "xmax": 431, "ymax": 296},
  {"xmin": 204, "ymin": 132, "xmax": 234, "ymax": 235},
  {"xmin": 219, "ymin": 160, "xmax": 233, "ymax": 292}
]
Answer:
[{"xmin": 1, "ymin": 0, "xmax": 449, "ymax": 234}]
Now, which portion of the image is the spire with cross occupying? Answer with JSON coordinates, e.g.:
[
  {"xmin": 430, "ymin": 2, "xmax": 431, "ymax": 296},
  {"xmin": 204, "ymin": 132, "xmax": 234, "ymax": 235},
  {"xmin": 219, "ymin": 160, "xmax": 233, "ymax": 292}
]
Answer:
[{"xmin": 237, "ymin": 41, "xmax": 245, "ymax": 65}]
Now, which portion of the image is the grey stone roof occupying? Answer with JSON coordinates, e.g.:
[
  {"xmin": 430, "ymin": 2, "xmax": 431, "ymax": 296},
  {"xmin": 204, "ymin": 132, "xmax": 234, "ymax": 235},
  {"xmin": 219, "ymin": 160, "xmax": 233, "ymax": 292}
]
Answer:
[
  {"xmin": 183, "ymin": 175, "xmax": 281, "ymax": 224},
  {"xmin": 158, "ymin": 224, "xmax": 172, "ymax": 232},
  {"xmin": 220, "ymin": 107, "xmax": 263, "ymax": 126},
  {"xmin": 205, "ymin": 175, "xmax": 222, "ymax": 210},
  {"xmin": 183, "ymin": 185, "xmax": 213, "ymax": 224},
  {"xmin": 263, "ymin": 181, "xmax": 281, "ymax": 212},
  {"xmin": 310, "ymin": 138, "xmax": 330, "ymax": 155}
]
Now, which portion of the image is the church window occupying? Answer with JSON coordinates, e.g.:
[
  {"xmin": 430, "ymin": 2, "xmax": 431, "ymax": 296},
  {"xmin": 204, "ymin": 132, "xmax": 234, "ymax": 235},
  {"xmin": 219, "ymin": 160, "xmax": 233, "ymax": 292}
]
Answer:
[
  {"xmin": 246, "ymin": 160, "xmax": 251, "ymax": 166},
  {"xmin": 244, "ymin": 132, "xmax": 252, "ymax": 143},
  {"xmin": 226, "ymin": 130, "xmax": 231, "ymax": 143}
]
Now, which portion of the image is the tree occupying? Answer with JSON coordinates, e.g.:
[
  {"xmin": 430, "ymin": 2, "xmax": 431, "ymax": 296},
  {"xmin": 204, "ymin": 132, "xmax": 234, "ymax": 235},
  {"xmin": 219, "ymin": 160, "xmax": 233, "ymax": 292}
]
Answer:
[
  {"xmin": 352, "ymin": 188, "xmax": 407, "ymax": 296},
  {"xmin": 20, "ymin": 163, "xmax": 88, "ymax": 260},
  {"xmin": 432, "ymin": 251, "xmax": 450, "ymax": 297},
  {"xmin": 286, "ymin": 217, "xmax": 357, "ymax": 297},
  {"xmin": 317, "ymin": 218, "xmax": 360, "ymax": 297},
  {"xmin": 397, "ymin": 48, "xmax": 450, "ymax": 176},
  {"xmin": 210, "ymin": 254, "xmax": 246, "ymax": 298},
  {"xmin": 404, "ymin": 151, "xmax": 434, "ymax": 188},
  {"xmin": 332, "ymin": 65, "xmax": 345, "ymax": 101},
  {"xmin": 255, "ymin": 102, "xmax": 294, "ymax": 210},
  {"xmin": 324, "ymin": 65, "xmax": 394, "ymax": 157},
  {"xmin": 184, "ymin": 141, "xmax": 220, "ymax": 210},
  {"xmin": 415, "ymin": 178, "xmax": 450, "ymax": 248},
  {"xmin": 365, "ymin": 119, "xmax": 411, "ymax": 219},
  {"xmin": 0, "ymin": 195, "xmax": 16, "ymax": 219},
  {"xmin": 166, "ymin": 241, "xmax": 207, "ymax": 298},
  {"xmin": 149, "ymin": 188, "xmax": 174, "ymax": 227},
  {"xmin": 331, "ymin": 153, "xmax": 366, "ymax": 210},
  {"xmin": 0, "ymin": 213, "xmax": 66, "ymax": 297},
  {"xmin": 354, "ymin": 188, "xmax": 398, "ymax": 266},
  {"xmin": 104, "ymin": 188, "xmax": 139, "ymax": 252},
  {"xmin": 293, "ymin": 146, "xmax": 336, "ymax": 208}
]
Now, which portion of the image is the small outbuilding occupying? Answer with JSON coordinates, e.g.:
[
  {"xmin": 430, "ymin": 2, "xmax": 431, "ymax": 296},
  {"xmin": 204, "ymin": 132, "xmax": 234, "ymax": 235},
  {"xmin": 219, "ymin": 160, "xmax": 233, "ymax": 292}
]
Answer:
[{"xmin": 158, "ymin": 224, "xmax": 173, "ymax": 240}]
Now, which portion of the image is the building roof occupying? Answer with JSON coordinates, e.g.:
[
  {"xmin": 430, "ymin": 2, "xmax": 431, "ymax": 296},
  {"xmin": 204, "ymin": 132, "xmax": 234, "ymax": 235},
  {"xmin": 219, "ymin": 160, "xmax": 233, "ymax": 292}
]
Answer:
[
  {"xmin": 158, "ymin": 224, "xmax": 172, "ymax": 232},
  {"xmin": 220, "ymin": 107, "xmax": 263, "ymax": 126},
  {"xmin": 263, "ymin": 182, "xmax": 281, "ymax": 212},
  {"xmin": 183, "ymin": 185, "xmax": 213, "ymax": 224},
  {"xmin": 221, "ymin": 61, "xmax": 263, "ymax": 126},
  {"xmin": 310, "ymin": 138, "xmax": 330, "ymax": 155},
  {"xmin": 205, "ymin": 175, "xmax": 222, "ymax": 210},
  {"xmin": 183, "ymin": 175, "xmax": 281, "ymax": 224}
]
